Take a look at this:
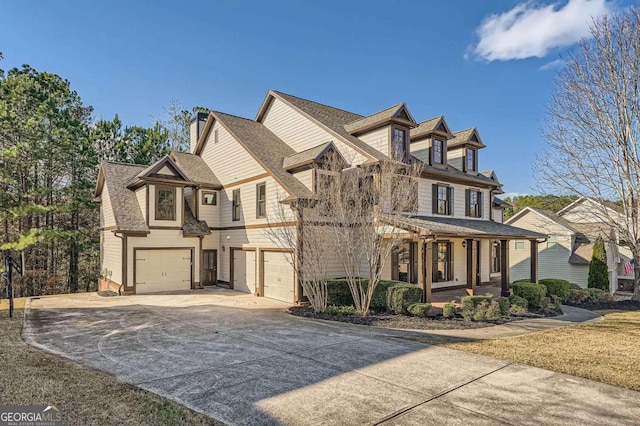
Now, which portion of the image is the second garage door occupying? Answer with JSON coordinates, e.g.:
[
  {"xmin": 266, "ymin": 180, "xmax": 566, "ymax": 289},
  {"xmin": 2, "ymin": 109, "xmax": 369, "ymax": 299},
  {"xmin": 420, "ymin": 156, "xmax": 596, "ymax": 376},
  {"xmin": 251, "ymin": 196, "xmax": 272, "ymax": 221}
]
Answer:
[
  {"xmin": 262, "ymin": 251, "xmax": 294, "ymax": 303},
  {"xmin": 135, "ymin": 249, "xmax": 192, "ymax": 294}
]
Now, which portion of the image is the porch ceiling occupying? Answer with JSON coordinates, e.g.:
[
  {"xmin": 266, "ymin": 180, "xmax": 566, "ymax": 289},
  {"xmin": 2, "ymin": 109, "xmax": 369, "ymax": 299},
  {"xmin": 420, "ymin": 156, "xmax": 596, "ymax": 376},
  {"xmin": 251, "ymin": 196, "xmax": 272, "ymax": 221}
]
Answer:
[{"xmin": 386, "ymin": 214, "xmax": 547, "ymax": 240}]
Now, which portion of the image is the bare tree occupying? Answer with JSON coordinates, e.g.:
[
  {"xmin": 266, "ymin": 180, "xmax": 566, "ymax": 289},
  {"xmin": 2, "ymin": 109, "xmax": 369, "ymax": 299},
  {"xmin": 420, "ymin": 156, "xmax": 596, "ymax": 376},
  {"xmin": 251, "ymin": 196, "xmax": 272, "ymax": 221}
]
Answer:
[
  {"xmin": 265, "ymin": 194, "xmax": 329, "ymax": 313},
  {"xmin": 536, "ymin": 6, "xmax": 640, "ymax": 300},
  {"xmin": 318, "ymin": 153, "xmax": 422, "ymax": 315}
]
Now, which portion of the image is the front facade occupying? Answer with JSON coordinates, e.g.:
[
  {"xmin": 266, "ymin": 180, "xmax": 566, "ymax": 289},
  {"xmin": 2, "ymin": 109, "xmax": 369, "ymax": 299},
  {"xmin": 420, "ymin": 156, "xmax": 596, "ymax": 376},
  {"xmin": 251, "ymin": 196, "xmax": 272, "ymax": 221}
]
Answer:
[
  {"xmin": 96, "ymin": 90, "xmax": 543, "ymax": 302},
  {"xmin": 506, "ymin": 198, "xmax": 633, "ymax": 292}
]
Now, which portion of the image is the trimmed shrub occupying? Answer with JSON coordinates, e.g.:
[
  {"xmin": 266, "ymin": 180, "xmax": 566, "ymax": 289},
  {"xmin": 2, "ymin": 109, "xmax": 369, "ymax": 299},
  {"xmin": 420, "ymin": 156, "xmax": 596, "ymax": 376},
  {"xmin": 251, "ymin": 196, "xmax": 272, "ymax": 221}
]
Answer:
[
  {"xmin": 588, "ymin": 237, "xmax": 609, "ymax": 291},
  {"xmin": 370, "ymin": 280, "xmax": 398, "ymax": 311},
  {"xmin": 442, "ymin": 303, "xmax": 457, "ymax": 318},
  {"xmin": 472, "ymin": 301, "xmax": 489, "ymax": 321},
  {"xmin": 512, "ymin": 278, "xmax": 532, "ymax": 284},
  {"xmin": 497, "ymin": 297, "xmax": 511, "ymax": 316},
  {"xmin": 407, "ymin": 303, "xmax": 432, "ymax": 318},
  {"xmin": 512, "ymin": 282, "xmax": 547, "ymax": 309},
  {"xmin": 485, "ymin": 300, "xmax": 501, "ymax": 319},
  {"xmin": 586, "ymin": 288, "xmax": 614, "ymax": 303},
  {"xmin": 461, "ymin": 295, "xmax": 493, "ymax": 310},
  {"xmin": 551, "ymin": 295, "xmax": 563, "ymax": 312},
  {"xmin": 539, "ymin": 278, "xmax": 571, "ymax": 301},
  {"xmin": 326, "ymin": 279, "xmax": 355, "ymax": 306},
  {"xmin": 567, "ymin": 289, "xmax": 590, "ymax": 304},
  {"xmin": 509, "ymin": 304, "xmax": 527, "ymax": 315},
  {"xmin": 509, "ymin": 294, "xmax": 528, "ymax": 309},
  {"xmin": 326, "ymin": 305, "xmax": 357, "ymax": 316},
  {"xmin": 387, "ymin": 284, "xmax": 423, "ymax": 314},
  {"xmin": 461, "ymin": 295, "xmax": 493, "ymax": 321},
  {"xmin": 569, "ymin": 283, "xmax": 582, "ymax": 290}
]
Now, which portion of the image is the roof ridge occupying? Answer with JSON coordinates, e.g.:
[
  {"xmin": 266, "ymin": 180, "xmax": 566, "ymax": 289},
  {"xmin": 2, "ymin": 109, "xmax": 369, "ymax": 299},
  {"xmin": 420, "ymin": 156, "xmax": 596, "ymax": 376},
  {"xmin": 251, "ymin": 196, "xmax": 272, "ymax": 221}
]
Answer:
[
  {"xmin": 211, "ymin": 110, "xmax": 253, "ymax": 122},
  {"xmin": 103, "ymin": 160, "xmax": 147, "ymax": 168},
  {"xmin": 453, "ymin": 127, "xmax": 475, "ymax": 134},
  {"xmin": 272, "ymin": 90, "xmax": 364, "ymax": 118},
  {"xmin": 345, "ymin": 102, "xmax": 405, "ymax": 125}
]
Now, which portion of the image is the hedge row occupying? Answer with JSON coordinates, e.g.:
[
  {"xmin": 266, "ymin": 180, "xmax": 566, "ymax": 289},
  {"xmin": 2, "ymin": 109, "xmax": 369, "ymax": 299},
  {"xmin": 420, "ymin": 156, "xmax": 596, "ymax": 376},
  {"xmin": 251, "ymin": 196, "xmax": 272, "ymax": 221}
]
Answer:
[
  {"xmin": 326, "ymin": 279, "xmax": 422, "ymax": 314},
  {"xmin": 538, "ymin": 278, "xmax": 571, "ymax": 301},
  {"xmin": 511, "ymin": 282, "xmax": 547, "ymax": 308}
]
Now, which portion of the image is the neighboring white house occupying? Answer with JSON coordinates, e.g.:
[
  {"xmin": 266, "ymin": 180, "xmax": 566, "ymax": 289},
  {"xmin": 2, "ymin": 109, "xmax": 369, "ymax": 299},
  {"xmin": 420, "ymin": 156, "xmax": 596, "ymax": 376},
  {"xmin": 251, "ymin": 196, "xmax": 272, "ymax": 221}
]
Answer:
[
  {"xmin": 95, "ymin": 90, "xmax": 543, "ymax": 303},
  {"xmin": 505, "ymin": 197, "xmax": 633, "ymax": 292}
]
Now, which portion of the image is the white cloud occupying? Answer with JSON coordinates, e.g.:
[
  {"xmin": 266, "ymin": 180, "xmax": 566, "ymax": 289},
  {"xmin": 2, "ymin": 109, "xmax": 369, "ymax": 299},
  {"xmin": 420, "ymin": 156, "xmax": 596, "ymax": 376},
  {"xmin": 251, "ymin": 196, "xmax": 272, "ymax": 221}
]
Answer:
[
  {"xmin": 470, "ymin": 0, "xmax": 615, "ymax": 62},
  {"xmin": 539, "ymin": 58, "xmax": 565, "ymax": 70}
]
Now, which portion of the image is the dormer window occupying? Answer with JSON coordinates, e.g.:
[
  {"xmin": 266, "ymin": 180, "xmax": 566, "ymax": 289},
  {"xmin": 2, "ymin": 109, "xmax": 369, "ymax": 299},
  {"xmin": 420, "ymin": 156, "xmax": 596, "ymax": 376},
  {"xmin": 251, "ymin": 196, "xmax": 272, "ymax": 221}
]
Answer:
[
  {"xmin": 391, "ymin": 127, "xmax": 407, "ymax": 161},
  {"xmin": 433, "ymin": 138, "xmax": 445, "ymax": 165},
  {"xmin": 466, "ymin": 148, "xmax": 477, "ymax": 172}
]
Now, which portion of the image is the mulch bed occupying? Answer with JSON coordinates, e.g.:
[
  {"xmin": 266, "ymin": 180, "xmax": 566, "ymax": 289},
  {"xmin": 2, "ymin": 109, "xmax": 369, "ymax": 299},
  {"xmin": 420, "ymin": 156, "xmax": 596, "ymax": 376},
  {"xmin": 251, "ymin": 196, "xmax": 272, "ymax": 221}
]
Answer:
[
  {"xmin": 288, "ymin": 306, "xmax": 553, "ymax": 330},
  {"xmin": 566, "ymin": 299, "xmax": 640, "ymax": 311},
  {"xmin": 97, "ymin": 290, "xmax": 118, "ymax": 297}
]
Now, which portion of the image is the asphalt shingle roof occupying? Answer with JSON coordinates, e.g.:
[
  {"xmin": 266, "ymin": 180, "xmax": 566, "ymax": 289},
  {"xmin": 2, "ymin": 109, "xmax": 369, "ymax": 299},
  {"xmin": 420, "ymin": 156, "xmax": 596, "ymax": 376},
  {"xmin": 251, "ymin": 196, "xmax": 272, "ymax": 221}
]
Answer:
[
  {"xmin": 101, "ymin": 162, "xmax": 149, "ymax": 233},
  {"xmin": 449, "ymin": 128, "xmax": 486, "ymax": 149},
  {"xmin": 183, "ymin": 201, "xmax": 211, "ymax": 236},
  {"xmin": 171, "ymin": 151, "xmax": 221, "ymax": 188},
  {"xmin": 282, "ymin": 142, "xmax": 333, "ymax": 170},
  {"xmin": 391, "ymin": 214, "xmax": 546, "ymax": 239},
  {"xmin": 343, "ymin": 103, "xmax": 407, "ymax": 134}
]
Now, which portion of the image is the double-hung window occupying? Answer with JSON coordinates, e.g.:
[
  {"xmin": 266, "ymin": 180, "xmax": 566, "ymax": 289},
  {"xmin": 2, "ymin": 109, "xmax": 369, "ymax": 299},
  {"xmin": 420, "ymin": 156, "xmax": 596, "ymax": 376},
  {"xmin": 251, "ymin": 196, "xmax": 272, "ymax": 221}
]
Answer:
[
  {"xmin": 433, "ymin": 138, "xmax": 444, "ymax": 165},
  {"xmin": 391, "ymin": 127, "xmax": 407, "ymax": 161},
  {"xmin": 156, "ymin": 186, "xmax": 176, "ymax": 221},
  {"xmin": 232, "ymin": 189, "xmax": 241, "ymax": 221},
  {"xmin": 256, "ymin": 183, "xmax": 266, "ymax": 218},
  {"xmin": 466, "ymin": 189, "xmax": 483, "ymax": 218},
  {"xmin": 466, "ymin": 148, "xmax": 477, "ymax": 172},
  {"xmin": 432, "ymin": 241, "xmax": 452, "ymax": 282},
  {"xmin": 432, "ymin": 184, "xmax": 452, "ymax": 215}
]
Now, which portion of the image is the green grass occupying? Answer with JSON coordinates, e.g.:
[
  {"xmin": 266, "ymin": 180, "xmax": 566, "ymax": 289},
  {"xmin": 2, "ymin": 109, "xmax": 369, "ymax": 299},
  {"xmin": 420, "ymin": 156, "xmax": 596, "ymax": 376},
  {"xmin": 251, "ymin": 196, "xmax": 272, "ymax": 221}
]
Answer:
[{"xmin": 0, "ymin": 310, "xmax": 225, "ymax": 426}]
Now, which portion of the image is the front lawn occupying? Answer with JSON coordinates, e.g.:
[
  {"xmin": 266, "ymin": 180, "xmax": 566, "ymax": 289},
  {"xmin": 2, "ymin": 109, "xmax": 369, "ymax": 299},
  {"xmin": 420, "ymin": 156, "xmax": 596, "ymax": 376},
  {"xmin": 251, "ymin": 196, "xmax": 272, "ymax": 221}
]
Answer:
[
  {"xmin": 406, "ymin": 310, "xmax": 640, "ymax": 392},
  {"xmin": 0, "ymin": 309, "xmax": 224, "ymax": 426}
]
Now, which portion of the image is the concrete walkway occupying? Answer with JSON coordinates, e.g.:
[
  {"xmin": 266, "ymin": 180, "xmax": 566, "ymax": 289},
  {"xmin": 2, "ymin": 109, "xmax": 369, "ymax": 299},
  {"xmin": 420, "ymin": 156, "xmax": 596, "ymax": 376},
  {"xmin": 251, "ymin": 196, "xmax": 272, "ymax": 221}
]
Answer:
[{"xmin": 22, "ymin": 291, "xmax": 640, "ymax": 425}]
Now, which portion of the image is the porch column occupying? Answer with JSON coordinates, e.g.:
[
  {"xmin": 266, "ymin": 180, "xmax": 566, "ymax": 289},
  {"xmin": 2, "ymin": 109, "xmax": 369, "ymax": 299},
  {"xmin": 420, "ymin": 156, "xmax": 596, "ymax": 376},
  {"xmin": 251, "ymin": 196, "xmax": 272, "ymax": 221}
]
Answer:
[
  {"xmin": 419, "ymin": 240, "xmax": 432, "ymax": 303},
  {"xmin": 530, "ymin": 239, "xmax": 538, "ymax": 283},
  {"xmin": 500, "ymin": 239, "xmax": 510, "ymax": 297},
  {"xmin": 466, "ymin": 238, "xmax": 474, "ymax": 295}
]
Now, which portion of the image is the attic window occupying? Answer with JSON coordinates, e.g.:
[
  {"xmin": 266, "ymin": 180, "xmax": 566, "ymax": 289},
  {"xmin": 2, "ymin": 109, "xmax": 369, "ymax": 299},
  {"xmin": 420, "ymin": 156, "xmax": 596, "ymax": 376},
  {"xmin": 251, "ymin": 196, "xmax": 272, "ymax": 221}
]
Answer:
[
  {"xmin": 156, "ymin": 186, "xmax": 176, "ymax": 221},
  {"xmin": 433, "ymin": 138, "xmax": 444, "ymax": 164},
  {"xmin": 391, "ymin": 127, "xmax": 407, "ymax": 161},
  {"xmin": 466, "ymin": 149, "xmax": 477, "ymax": 172},
  {"xmin": 202, "ymin": 191, "xmax": 217, "ymax": 206}
]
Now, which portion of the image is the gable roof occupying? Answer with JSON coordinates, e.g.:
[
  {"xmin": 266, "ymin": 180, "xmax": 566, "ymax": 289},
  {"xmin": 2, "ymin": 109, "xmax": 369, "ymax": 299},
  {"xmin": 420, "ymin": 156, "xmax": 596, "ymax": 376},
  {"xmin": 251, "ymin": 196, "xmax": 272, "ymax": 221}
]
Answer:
[
  {"xmin": 257, "ymin": 91, "xmax": 387, "ymax": 162},
  {"xmin": 505, "ymin": 207, "xmax": 577, "ymax": 234},
  {"xmin": 183, "ymin": 201, "xmax": 211, "ymax": 236},
  {"xmin": 410, "ymin": 116, "xmax": 454, "ymax": 140},
  {"xmin": 197, "ymin": 110, "xmax": 314, "ymax": 200},
  {"xmin": 170, "ymin": 151, "xmax": 221, "ymax": 189},
  {"xmin": 448, "ymin": 128, "xmax": 486, "ymax": 149},
  {"xmin": 557, "ymin": 196, "xmax": 624, "ymax": 216},
  {"xmin": 493, "ymin": 197, "xmax": 511, "ymax": 209},
  {"xmin": 126, "ymin": 156, "xmax": 191, "ymax": 189},
  {"xmin": 282, "ymin": 141, "xmax": 347, "ymax": 171},
  {"xmin": 343, "ymin": 102, "xmax": 416, "ymax": 134},
  {"xmin": 96, "ymin": 162, "xmax": 149, "ymax": 233}
]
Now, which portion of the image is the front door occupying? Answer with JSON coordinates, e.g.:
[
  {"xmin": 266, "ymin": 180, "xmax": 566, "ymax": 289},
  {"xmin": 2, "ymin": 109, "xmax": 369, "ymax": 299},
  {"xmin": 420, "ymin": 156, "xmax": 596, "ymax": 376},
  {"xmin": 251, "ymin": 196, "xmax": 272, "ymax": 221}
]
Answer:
[{"xmin": 202, "ymin": 250, "xmax": 217, "ymax": 285}]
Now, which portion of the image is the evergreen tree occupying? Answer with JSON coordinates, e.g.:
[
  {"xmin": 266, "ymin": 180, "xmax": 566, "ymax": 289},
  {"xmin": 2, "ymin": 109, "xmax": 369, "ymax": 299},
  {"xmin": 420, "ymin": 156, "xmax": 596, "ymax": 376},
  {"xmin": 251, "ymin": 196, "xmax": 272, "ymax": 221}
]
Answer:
[{"xmin": 588, "ymin": 237, "xmax": 609, "ymax": 291}]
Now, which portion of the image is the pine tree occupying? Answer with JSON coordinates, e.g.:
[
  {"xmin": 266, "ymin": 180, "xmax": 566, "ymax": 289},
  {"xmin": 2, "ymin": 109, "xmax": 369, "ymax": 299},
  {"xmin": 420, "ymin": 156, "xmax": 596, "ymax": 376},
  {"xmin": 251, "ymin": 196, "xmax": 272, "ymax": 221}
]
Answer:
[{"xmin": 588, "ymin": 237, "xmax": 609, "ymax": 291}]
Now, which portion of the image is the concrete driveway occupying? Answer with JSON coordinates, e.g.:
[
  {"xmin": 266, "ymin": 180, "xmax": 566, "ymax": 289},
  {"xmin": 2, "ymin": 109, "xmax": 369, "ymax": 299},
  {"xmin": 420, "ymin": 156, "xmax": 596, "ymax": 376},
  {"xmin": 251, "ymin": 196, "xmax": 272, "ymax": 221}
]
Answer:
[{"xmin": 23, "ymin": 289, "xmax": 640, "ymax": 425}]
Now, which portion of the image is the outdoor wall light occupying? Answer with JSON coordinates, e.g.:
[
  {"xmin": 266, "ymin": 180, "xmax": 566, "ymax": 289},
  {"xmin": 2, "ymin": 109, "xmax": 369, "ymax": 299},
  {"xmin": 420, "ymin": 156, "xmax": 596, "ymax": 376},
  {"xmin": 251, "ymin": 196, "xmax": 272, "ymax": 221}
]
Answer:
[
  {"xmin": 222, "ymin": 245, "xmax": 225, "ymax": 252},
  {"xmin": 461, "ymin": 240, "xmax": 467, "ymax": 249}
]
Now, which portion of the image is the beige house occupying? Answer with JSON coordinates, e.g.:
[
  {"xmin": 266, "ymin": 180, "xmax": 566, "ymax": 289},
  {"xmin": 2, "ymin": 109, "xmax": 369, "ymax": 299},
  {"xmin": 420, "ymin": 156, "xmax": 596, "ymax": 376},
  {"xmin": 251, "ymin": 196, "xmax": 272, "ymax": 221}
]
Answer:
[
  {"xmin": 505, "ymin": 197, "xmax": 633, "ymax": 292},
  {"xmin": 95, "ymin": 90, "xmax": 544, "ymax": 303}
]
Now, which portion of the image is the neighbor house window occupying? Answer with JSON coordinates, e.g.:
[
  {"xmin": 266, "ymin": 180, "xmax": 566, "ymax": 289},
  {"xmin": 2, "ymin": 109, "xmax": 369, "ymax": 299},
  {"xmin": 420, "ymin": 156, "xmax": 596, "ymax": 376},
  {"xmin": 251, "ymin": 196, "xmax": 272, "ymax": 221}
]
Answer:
[
  {"xmin": 232, "ymin": 189, "xmax": 241, "ymax": 221},
  {"xmin": 391, "ymin": 127, "xmax": 407, "ymax": 161},
  {"xmin": 491, "ymin": 241, "xmax": 501, "ymax": 273},
  {"xmin": 433, "ymin": 138, "xmax": 444, "ymax": 164},
  {"xmin": 256, "ymin": 183, "xmax": 266, "ymax": 218},
  {"xmin": 547, "ymin": 234, "xmax": 558, "ymax": 250},
  {"xmin": 515, "ymin": 240, "xmax": 525, "ymax": 250},
  {"xmin": 466, "ymin": 189, "xmax": 483, "ymax": 218},
  {"xmin": 432, "ymin": 241, "xmax": 452, "ymax": 282},
  {"xmin": 155, "ymin": 186, "xmax": 176, "ymax": 221},
  {"xmin": 432, "ymin": 184, "xmax": 452, "ymax": 215},
  {"xmin": 466, "ymin": 148, "xmax": 477, "ymax": 171},
  {"xmin": 202, "ymin": 191, "xmax": 217, "ymax": 206}
]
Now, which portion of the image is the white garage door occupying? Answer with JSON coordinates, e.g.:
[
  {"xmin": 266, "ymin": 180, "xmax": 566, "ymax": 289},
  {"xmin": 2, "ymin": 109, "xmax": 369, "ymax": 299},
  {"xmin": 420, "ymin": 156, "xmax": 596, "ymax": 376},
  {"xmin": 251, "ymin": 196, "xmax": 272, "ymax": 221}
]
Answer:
[
  {"xmin": 263, "ymin": 251, "xmax": 294, "ymax": 303},
  {"xmin": 233, "ymin": 250, "xmax": 256, "ymax": 294},
  {"xmin": 135, "ymin": 249, "xmax": 191, "ymax": 294}
]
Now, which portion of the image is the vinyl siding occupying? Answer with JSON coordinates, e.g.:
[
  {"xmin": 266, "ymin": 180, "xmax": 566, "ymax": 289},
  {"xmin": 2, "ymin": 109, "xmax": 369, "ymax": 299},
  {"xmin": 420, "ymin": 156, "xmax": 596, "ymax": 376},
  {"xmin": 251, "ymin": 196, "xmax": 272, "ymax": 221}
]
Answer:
[
  {"xmin": 261, "ymin": 97, "xmax": 368, "ymax": 165},
  {"xmin": 507, "ymin": 210, "xmax": 587, "ymax": 285},
  {"xmin": 100, "ymin": 230, "xmax": 122, "ymax": 286},
  {"xmin": 148, "ymin": 184, "xmax": 183, "ymax": 227},
  {"xmin": 100, "ymin": 183, "xmax": 116, "ymax": 228},
  {"xmin": 357, "ymin": 127, "xmax": 388, "ymax": 157},
  {"xmin": 410, "ymin": 139, "xmax": 430, "ymax": 163},
  {"xmin": 198, "ymin": 189, "xmax": 219, "ymax": 228},
  {"xmin": 127, "ymin": 230, "xmax": 200, "ymax": 287},
  {"xmin": 417, "ymin": 180, "xmax": 491, "ymax": 220},
  {"xmin": 492, "ymin": 208, "xmax": 503, "ymax": 223},
  {"xmin": 201, "ymin": 121, "xmax": 266, "ymax": 184},
  {"xmin": 292, "ymin": 169, "xmax": 314, "ymax": 192},
  {"xmin": 136, "ymin": 186, "xmax": 147, "ymax": 222},
  {"xmin": 448, "ymin": 148, "xmax": 464, "ymax": 171}
]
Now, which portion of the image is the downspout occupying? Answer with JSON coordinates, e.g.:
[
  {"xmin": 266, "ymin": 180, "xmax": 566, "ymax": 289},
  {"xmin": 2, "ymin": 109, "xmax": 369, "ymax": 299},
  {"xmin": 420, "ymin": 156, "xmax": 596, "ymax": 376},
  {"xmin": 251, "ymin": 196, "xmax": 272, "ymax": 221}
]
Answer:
[{"xmin": 113, "ymin": 231, "xmax": 125, "ymax": 295}]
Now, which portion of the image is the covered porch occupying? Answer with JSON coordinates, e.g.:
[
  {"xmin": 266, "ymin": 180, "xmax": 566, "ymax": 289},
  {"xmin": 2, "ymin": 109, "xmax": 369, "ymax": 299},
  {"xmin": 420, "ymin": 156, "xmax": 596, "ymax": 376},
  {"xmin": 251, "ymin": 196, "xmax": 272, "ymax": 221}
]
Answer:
[{"xmin": 384, "ymin": 215, "xmax": 547, "ymax": 303}]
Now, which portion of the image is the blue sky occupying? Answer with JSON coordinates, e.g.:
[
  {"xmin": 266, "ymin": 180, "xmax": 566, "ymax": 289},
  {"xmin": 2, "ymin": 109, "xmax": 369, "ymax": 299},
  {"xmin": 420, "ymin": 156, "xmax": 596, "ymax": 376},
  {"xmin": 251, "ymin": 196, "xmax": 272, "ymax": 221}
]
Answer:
[{"xmin": 0, "ymin": 0, "xmax": 627, "ymax": 196}]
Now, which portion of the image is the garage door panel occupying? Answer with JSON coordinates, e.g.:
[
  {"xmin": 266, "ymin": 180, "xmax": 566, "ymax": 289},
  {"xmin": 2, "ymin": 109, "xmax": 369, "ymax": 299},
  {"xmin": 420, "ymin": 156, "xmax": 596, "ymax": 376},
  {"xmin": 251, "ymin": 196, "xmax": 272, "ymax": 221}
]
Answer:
[
  {"xmin": 263, "ymin": 251, "xmax": 294, "ymax": 303},
  {"xmin": 135, "ymin": 249, "xmax": 191, "ymax": 294},
  {"xmin": 233, "ymin": 250, "xmax": 256, "ymax": 295}
]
